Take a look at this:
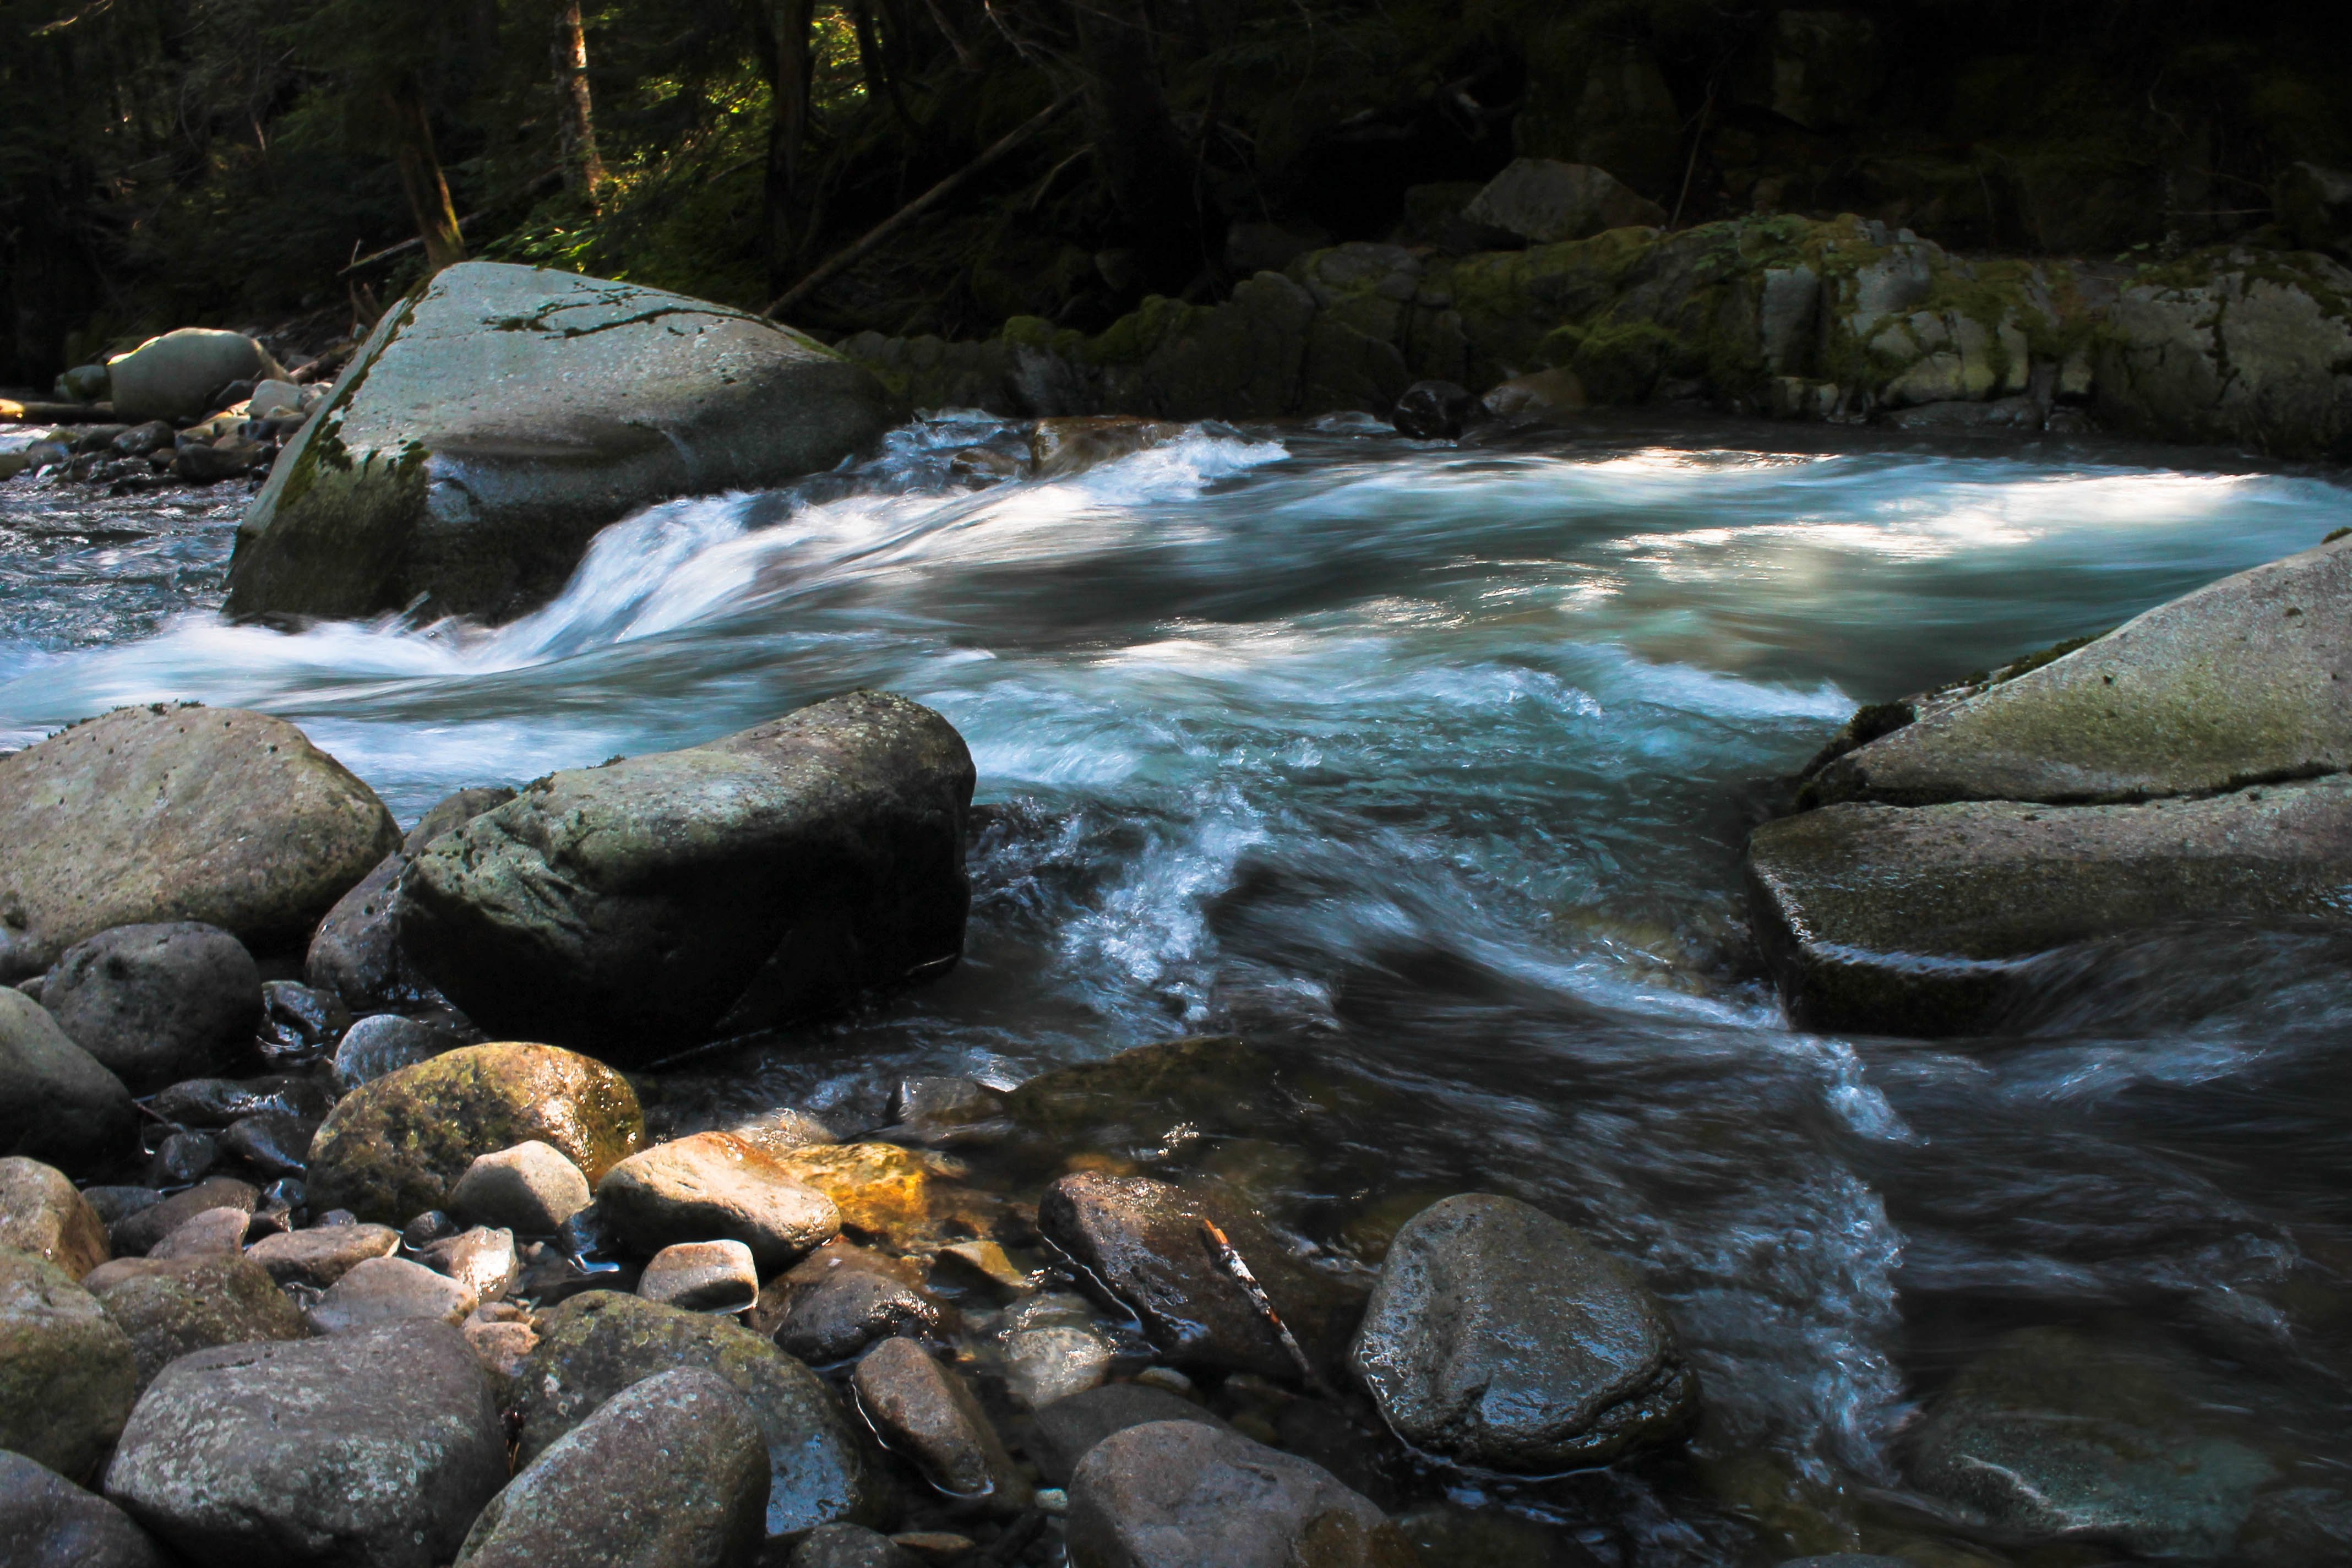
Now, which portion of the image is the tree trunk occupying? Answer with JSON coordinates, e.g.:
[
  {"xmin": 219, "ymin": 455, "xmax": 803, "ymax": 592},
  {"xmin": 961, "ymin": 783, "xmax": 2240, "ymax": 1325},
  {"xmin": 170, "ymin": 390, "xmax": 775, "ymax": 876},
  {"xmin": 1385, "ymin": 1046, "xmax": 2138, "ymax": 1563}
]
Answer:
[
  {"xmin": 552, "ymin": 0, "xmax": 608, "ymax": 205},
  {"xmin": 1071, "ymin": 0, "xmax": 1212, "ymax": 291},
  {"xmin": 383, "ymin": 78, "xmax": 467, "ymax": 273},
  {"xmin": 749, "ymin": 0, "xmax": 818, "ymax": 296}
]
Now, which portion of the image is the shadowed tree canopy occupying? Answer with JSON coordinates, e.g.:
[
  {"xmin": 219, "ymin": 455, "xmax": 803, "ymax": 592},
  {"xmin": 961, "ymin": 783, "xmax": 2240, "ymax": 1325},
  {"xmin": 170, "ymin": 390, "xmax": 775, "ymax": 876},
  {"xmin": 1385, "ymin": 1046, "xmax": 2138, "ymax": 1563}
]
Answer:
[{"xmin": 2, "ymin": 0, "xmax": 2349, "ymax": 385}]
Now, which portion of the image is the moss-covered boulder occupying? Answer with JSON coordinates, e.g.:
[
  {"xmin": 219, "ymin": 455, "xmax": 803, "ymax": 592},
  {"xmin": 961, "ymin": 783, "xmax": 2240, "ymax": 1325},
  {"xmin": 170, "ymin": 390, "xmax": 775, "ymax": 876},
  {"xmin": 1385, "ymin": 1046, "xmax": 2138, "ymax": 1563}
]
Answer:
[
  {"xmin": 0, "ymin": 705, "xmax": 399, "ymax": 978},
  {"xmin": 0, "ymin": 1249, "xmax": 138, "ymax": 1479},
  {"xmin": 513, "ymin": 1291, "xmax": 880, "ymax": 1544},
  {"xmin": 224, "ymin": 261, "xmax": 902, "ymax": 626},
  {"xmin": 306, "ymin": 1042, "xmax": 644, "ymax": 1223}
]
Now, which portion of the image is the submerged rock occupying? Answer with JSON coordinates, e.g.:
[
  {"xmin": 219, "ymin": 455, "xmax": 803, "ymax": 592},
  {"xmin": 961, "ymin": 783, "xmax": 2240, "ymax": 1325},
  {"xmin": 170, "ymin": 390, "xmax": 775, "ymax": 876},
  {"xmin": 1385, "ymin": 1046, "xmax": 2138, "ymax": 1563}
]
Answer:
[
  {"xmin": 851, "ymin": 1336, "xmax": 1031, "ymax": 1512},
  {"xmin": 759, "ymin": 1237, "xmax": 949, "ymax": 1364},
  {"xmin": 0, "ymin": 1250, "xmax": 139, "ymax": 1478},
  {"xmin": 0, "ymin": 989, "xmax": 138, "ymax": 1170},
  {"xmin": 305, "ymin": 1041, "xmax": 644, "ymax": 1222},
  {"xmin": 514, "ymin": 1290, "xmax": 880, "ymax": 1542},
  {"xmin": 225, "ymin": 261, "xmax": 900, "ymax": 625},
  {"xmin": 41, "ymin": 922, "xmax": 262, "ymax": 1092},
  {"xmin": 103, "ymin": 1320, "xmax": 507, "ymax": 1568},
  {"xmin": 455, "ymin": 1367, "xmax": 770, "ymax": 1568},
  {"xmin": 1349, "ymin": 1193, "xmax": 1697, "ymax": 1471},
  {"xmin": 1030, "ymin": 1382, "xmax": 1236, "ymax": 1484},
  {"xmin": 1066, "ymin": 1419, "xmax": 1412, "ymax": 1568},
  {"xmin": 0, "ymin": 706, "xmax": 399, "ymax": 979},
  {"xmin": 398, "ymin": 692, "xmax": 973, "ymax": 1059},
  {"xmin": 0, "ymin": 1155, "xmax": 111, "ymax": 1276},
  {"xmin": 0, "ymin": 1448, "xmax": 170, "ymax": 1568}
]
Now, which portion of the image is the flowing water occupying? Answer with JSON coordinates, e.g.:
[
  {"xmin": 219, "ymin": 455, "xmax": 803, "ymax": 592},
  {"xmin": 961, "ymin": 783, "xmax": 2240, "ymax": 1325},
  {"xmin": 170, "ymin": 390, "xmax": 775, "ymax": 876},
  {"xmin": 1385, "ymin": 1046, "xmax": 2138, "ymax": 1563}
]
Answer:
[{"xmin": 7, "ymin": 413, "xmax": 2352, "ymax": 1562}]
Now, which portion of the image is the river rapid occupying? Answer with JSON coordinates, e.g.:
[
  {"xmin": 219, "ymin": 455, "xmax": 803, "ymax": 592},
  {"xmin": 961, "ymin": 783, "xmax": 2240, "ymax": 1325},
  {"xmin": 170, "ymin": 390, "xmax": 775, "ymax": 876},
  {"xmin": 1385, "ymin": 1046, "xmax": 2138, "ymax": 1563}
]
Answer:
[{"xmin": 7, "ymin": 413, "xmax": 2352, "ymax": 1563}]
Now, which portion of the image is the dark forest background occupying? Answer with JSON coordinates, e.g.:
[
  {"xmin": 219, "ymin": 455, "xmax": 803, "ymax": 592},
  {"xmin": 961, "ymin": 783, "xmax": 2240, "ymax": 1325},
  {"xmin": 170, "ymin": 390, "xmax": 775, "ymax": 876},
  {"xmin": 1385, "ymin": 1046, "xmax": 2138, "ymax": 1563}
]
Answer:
[{"xmin": 4, "ymin": 0, "xmax": 2348, "ymax": 385}]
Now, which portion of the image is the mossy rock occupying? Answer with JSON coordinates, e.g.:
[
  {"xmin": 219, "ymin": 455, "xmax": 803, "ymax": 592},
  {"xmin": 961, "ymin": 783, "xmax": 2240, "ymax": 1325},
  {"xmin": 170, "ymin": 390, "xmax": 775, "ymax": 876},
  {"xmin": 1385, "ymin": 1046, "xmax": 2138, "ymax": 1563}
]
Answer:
[
  {"xmin": 307, "ymin": 1042, "xmax": 644, "ymax": 1223},
  {"xmin": 0, "ymin": 1249, "xmax": 137, "ymax": 1479}
]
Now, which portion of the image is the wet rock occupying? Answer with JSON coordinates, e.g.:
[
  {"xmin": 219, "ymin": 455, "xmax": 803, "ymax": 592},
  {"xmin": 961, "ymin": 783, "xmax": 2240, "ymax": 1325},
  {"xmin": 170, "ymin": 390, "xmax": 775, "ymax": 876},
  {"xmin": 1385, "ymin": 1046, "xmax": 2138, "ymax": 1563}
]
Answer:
[
  {"xmin": 305, "ymin": 853, "xmax": 416, "ymax": 1013},
  {"xmin": 0, "ymin": 1155, "xmax": 111, "ymax": 1276},
  {"xmin": 108, "ymin": 328, "xmax": 277, "ymax": 424},
  {"xmin": 146, "ymin": 1206, "xmax": 251, "ymax": 1260},
  {"xmin": 449, "ymin": 1139, "xmax": 595, "ymax": 1234},
  {"xmin": 37, "ymin": 921, "xmax": 260, "ymax": 1091},
  {"xmin": 81, "ymin": 1185, "xmax": 162, "ymax": 1228},
  {"xmin": 1816, "ymin": 535, "xmax": 2352, "ymax": 808},
  {"xmin": 1351, "ymin": 1193, "xmax": 1698, "ymax": 1471},
  {"xmin": 109, "ymin": 1177, "xmax": 257, "ymax": 1256},
  {"xmin": 0, "ymin": 986, "xmax": 138, "ymax": 1169},
  {"xmin": 455, "ymin": 1366, "xmax": 770, "ymax": 1568},
  {"xmin": 306, "ymin": 1041, "xmax": 643, "ymax": 1223},
  {"xmin": 398, "ymin": 692, "xmax": 973, "ymax": 1060},
  {"xmin": 244, "ymin": 1218, "xmax": 399, "ymax": 1288},
  {"xmin": 147, "ymin": 1129, "xmax": 219, "ymax": 1186},
  {"xmin": 1747, "ymin": 779, "xmax": 2352, "ymax": 1035},
  {"xmin": 1909, "ymin": 1326, "xmax": 2275, "ymax": 1559},
  {"xmin": 220, "ymin": 1109, "xmax": 316, "ymax": 1177},
  {"xmin": 1390, "ymin": 380, "xmax": 1478, "ymax": 439},
  {"xmin": 1463, "ymin": 159, "xmax": 1666, "ymax": 244},
  {"xmin": 515, "ymin": 1289, "xmax": 880, "ymax": 1541},
  {"xmin": 1027, "ymin": 416, "xmax": 1188, "ymax": 478},
  {"xmin": 329, "ymin": 1011, "xmax": 466, "ymax": 1091},
  {"xmin": 0, "ymin": 1448, "xmax": 170, "ymax": 1568},
  {"xmin": 1038, "ymin": 1171, "xmax": 1338, "ymax": 1382},
  {"xmin": 1030, "ymin": 1382, "xmax": 1234, "ymax": 1485},
  {"xmin": 149, "ymin": 1072, "xmax": 331, "ymax": 1128},
  {"xmin": 87, "ymin": 1253, "xmax": 305, "ymax": 1389},
  {"xmin": 769, "ymin": 1141, "xmax": 961, "ymax": 1251},
  {"xmin": 255, "ymin": 979, "xmax": 348, "ymax": 1060},
  {"xmin": 640, "ymin": 1238, "xmax": 760, "ymax": 1312},
  {"xmin": 420, "ymin": 1225, "xmax": 520, "ymax": 1302},
  {"xmin": 852, "ymin": 1336, "xmax": 1030, "ymax": 1512},
  {"xmin": 791, "ymin": 1523, "xmax": 920, "ymax": 1568},
  {"xmin": 760, "ymin": 1238, "xmax": 949, "ymax": 1364},
  {"xmin": 110, "ymin": 420, "xmax": 175, "ymax": 457},
  {"xmin": 103, "ymin": 1320, "xmax": 505, "ymax": 1568},
  {"xmin": 1005, "ymin": 1035, "xmax": 1275, "ymax": 1151},
  {"xmin": 0, "ymin": 705, "xmax": 401, "ymax": 980},
  {"xmin": 729, "ymin": 1104, "xmax": 841, "ymax": 1155},
  {"xmin": 0, "ymin": 1250, "xmax": 138, "ymax": 1478},
  {"xmin": 228, "ymin": 263, "xmax": 899, "ymax": 623},
  {"xmin": 596, "ymin": 1131, "xmax": 841, "ymax": 1271},
  {"xmin": 994, "ymin": 1292, "xmax": 1116, "ymax": 1410},
  {"xmin": 175, "ymin": 437, "xmax": 269, "ymax": 482},
  {"xmin": 1067, "ymin": 1419, "xmax": 1411, "ymax": 1568},
  {"xmin": 308, "ymin": 1254, "xmax": 477, "ymax": 1333}
]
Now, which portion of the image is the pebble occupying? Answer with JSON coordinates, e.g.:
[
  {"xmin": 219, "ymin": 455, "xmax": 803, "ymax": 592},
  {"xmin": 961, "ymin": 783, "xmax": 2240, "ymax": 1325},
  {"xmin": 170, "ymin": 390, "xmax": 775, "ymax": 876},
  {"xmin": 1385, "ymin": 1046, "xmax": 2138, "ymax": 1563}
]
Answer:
[
  {"xmin": 852, "ymin": 1336, "xmax": 1032, "ymax": 1513},
  {"xmin": 757, "ymin": 1237, "xmax": 950, "ymax": 1364},
  {"xmin": 727, "ymin": 1104, "xmax": 840, "ymax": 1156},
  {"xmin": 0, "ymin": 1155, "xmax": 111, "ymax": 1277},
  {"xmin": 418, "ymin": 1225, "xmax": 521, "ymax": 1302},
  {"xmin": 149, "ymin": 1073, "xmax": 331, "ymax": 1128},
  {"xmin": 307, "ymin": 1254, "xmax": 477, "ymax": 1333},
  {"xmin": 145, "ymin": 1129, "xmax": 219, "ymax": 1186},
  {"xmin": 595, "ymin": 1131, "xmax": 841, "ymax": 1271},
  {"xmin": 449, "ymin": 1139, "xmax": 594, "ymax": 1234},
  {"xmin": 245, "ymin": 1218, "xmax": 400, "ymax": 1288},
  {"xmin": 639, "ymin": 1238, "xmax": 760, "ymax": 1313}
]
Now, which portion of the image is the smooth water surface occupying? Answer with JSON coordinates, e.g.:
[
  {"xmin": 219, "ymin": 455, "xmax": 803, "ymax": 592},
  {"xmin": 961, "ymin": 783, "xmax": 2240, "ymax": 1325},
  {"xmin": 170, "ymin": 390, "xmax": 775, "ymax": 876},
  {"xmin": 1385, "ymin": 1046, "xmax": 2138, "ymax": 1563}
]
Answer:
[{"xmin": 7, "ymin": 413, "xmax": 2352, "ymax": 1561}]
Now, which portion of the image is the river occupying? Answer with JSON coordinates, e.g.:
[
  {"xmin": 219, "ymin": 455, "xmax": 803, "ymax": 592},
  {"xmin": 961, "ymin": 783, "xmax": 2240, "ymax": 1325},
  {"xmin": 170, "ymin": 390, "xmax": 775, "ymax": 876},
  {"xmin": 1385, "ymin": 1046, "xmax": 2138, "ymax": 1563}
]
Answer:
[{"xmin": 6, "ymin": 412, "xmax": 2351, "ymax": 1563}]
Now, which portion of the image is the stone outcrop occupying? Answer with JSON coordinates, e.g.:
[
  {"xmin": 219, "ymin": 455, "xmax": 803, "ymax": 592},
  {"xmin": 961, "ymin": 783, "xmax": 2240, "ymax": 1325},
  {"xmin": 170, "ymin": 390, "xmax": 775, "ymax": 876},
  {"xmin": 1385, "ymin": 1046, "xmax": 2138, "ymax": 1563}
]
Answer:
[
  {"xmin": 0, "ymin": 705, "xmax": 400, "ymax": 978},
  {"xmin": 1750, "ymin": 535, "xmax": 2352, "ymax": 1035},
  {"xmin": 225, "ymin": 261, "xmax": 902, "ymax": 625},
  {"xmin": 397, "ymin": 691, "xmax": 973, "ymax": 1060}
]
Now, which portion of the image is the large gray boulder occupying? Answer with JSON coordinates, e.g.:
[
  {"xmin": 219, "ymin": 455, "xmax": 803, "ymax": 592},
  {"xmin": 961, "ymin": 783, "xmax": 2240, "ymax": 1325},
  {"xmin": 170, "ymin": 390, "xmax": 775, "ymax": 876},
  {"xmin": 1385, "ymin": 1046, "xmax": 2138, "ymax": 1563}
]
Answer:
[
  {"xmin": 1814, "ymin": 535, "xmax": 2352, "ymax": 807},
  {"xmin": 108, "ymin": 328, "xmax": 278, "ymax": 424},
  {"xmin": 1747, "ymin": 780, "xmax": 2352, "ymax": 1034},
  {"xmin": 102, "ymin": 1320, "xmax": 507, "ymax": 1568},
  {"xmin": 0, "ymin": 990, "xmax": 136, "ymax": 1170},
  {"xmin": 224, "ymin": 262, "xmax": 902, "ymax": 625},
  {"xmin": 396, "ymin": 691, "xmax": 973, "ymax": 1059},
  {"xmin": 0, "ymin": 706, "xmax": 400, "ymax": 979},
  {"xmin": 1349, "ymin": 1193, "xmax": 1697, "ymax": 1471},
  {"xmin": 455, "ymin": 1368, "xmax": 769, "ymax": 1568}
]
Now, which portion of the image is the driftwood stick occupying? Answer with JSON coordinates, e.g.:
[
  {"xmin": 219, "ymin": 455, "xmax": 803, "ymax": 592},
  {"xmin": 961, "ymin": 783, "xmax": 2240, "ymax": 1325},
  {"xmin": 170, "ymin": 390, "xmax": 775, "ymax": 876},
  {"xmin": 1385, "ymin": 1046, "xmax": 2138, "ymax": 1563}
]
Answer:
[{"xmin": 764, "ymin": 92, "xmax": 1076, "ymax": 320}]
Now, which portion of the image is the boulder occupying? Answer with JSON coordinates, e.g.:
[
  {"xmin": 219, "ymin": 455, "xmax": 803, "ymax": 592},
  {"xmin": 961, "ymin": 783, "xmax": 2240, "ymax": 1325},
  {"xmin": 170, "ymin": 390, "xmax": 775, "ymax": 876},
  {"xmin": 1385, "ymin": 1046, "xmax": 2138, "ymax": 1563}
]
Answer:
[
  {"xmin": 304, "ymin": 1041, "xmax": 643, "ymax": 1223},
  {"xmin": 1814, "ymin": 536, "xmax": 2352, "ymax": 807},
  {"xmin": 1462, "ymin": 159, "xmax": 1667, "ymax": 246},
  {"xmin": 1350, "ymin": 1193, "xmax": 1697, "ymax": 1471},
  {"xmin": 596, "ymin": 1132, "xmax": 841, "ymax": 1272},
  {"xmin": 397, "ymin": 692, "xmax": 973, "ymax": 1059},
  {"xmin": 1029, "ymin": 1382, "xmax": 1235, "ymax": 1485},
  {"xmin": 102, "ymin": 1320, "xmax": 506, "ymax": 1568},
  {"xmin": 110, "ymin": 1177, "xmax": 257, "ymax": 1257},
  {"xmin": 1066, "ymin": 1420, "xmax": 1411, "ymax": 1568},
  {"xmin": 108, "ymin": 329, "xmax": 277, "ymax": 424},
  {"xmin": 0, "ymin": 1448, "xmax": 170, "ymax": 1568},
  {"xmin": 514, "ymin": 1290, "xmax": 880, "ymax": 1542},
  {"xmin": 0, "ymin": 1250, "xmax": 138, "ymax": 1478},
  {"xmin": 850, "ymin": 1336, "xmax": 1030, "ymax": 1512},
  {"xmin": 449, "ymin": 1140, "xmax": 594, "ymax": 1234},
  {"xmin": 307, "ymin": 1254, "xmax": 477, "ymax": 1334},
  {"xmin": 455, "ymin": 1367, "xmax": 769, "ymax": 1568},
  {"xmin": 1038, "ymin": 1171, "xmax": 1341, "ymax": 1382},
  {"xmin": 1909, "ymin": 1327, "xmax": 2275, "ymax": 1559},
  {"xmin": 640, "ymin": 1238, "xmax": 760, "ymax": 1313},
  {"xmin": 41, "ymin": 923, "xmax": 262, "ymax": 1092},
  {"xmin": 0, "ymin": 987, "xmax": 137, "ymax": 1170},
  {"xmin": 0, "ymin": 1156, "xmax": 111, "ymax": 1276},
  {"xmin": 0, "ymin": 706, "xmax": 400, "ymax": 979},
  {"xmin": 86, "ymin": 1253, "xmax": 305, "ymax": 1389},
  {"xmin": 756, "ymin": 1238, "xmax": 949, "ymax": 1364},
  {"xmin": 1747, "ymin": 780, "xmax": 2352, "ymax": 1035},
  {"xmin": 224, "ymin": 261, "xmax": 900, "ymax": 624}
]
